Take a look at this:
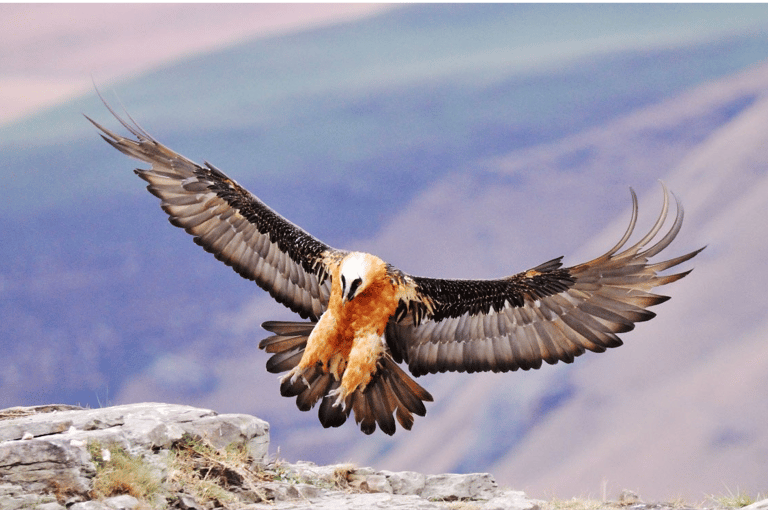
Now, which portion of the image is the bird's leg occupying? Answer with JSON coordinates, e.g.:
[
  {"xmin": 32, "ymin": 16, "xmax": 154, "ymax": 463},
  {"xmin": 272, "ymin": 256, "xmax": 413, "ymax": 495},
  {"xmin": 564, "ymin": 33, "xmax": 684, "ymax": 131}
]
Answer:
[
  {"xmin": 327, "ymin": 332, "xmax": 385, "ymax": 410},
  {"xmin": 279, "ymin": 313, "xmax": 341, "ymax": 389},
  {"xmin": 280, "ymin": 365, "xmax": 311, "ymax": 388},
  {"xmin": 327, "ymin": 352, "xmax": 347, "ymax": 381},
  {"xmin": 282, "ymin": 348, "xmax": 348, "ymax": 391},
  {"xmin": 327, "ymin": 384, "xmax": 351, "ymax": 411}
]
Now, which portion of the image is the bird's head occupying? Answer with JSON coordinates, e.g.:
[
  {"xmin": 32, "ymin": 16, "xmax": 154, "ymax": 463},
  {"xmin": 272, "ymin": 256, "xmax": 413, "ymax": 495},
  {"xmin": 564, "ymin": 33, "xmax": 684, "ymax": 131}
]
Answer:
[{"xmin": 340, "ymin": 252, "xmax": 382, "ymax": 303}]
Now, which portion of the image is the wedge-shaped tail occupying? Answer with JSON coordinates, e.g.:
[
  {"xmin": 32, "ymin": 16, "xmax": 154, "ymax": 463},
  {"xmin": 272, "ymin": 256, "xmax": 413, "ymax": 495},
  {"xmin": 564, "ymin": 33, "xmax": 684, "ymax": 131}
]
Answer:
[{"xmin": 260, "ymin": 321, "xmax": 433, "ymax": 435}]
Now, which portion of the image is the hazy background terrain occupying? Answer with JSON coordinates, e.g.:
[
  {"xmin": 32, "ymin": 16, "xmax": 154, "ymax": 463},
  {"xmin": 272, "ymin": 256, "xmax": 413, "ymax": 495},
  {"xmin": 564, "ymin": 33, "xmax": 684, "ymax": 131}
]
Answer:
[{"xmin": 2, "ymin": 4, "xmax": 768, "ymax": 502}]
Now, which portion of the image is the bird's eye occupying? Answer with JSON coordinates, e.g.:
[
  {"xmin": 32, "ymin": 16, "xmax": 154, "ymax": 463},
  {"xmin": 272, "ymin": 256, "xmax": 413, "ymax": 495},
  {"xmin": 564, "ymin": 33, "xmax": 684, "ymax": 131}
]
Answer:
[{"xmin": 347, "ymin": 277, "xmax": 363, "ymax": 301}]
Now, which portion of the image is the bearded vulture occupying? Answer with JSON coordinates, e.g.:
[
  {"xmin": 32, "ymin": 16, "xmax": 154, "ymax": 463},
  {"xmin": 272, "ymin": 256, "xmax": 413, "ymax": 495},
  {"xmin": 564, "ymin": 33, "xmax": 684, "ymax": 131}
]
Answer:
[{"xmin": 87, "ymin": 101, "xmax": 703, "ymax": 436}]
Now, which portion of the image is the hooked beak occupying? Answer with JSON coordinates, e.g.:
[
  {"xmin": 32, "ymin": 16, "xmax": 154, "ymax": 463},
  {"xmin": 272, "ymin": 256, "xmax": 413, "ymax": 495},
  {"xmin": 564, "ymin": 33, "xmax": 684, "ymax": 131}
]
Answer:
[{"xmin": 341, "ymin": 275, "xmax": 363, "ymax": 303}]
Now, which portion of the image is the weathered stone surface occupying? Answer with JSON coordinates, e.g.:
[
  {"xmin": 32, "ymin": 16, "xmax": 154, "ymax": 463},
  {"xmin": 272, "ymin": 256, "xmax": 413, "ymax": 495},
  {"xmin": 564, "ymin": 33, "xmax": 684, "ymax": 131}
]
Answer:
[
  {"xmin": 348, "ymin": 467, "xmax": 500, "ymax": 501},
  {"xmin": 0, "ymin": 403, "xmax": 269, "ymax": 457},
  {"xmin": 69, "ymin": 500, "xmax": 109, "ymax": 510},
  {"xmin": 378, "ymin": 470, "xmax": 426, "ymax": 496},
  {"xmin": 421, "ymin": 472, "xmax": 498, "ymax": 501},
  {"xmin": 243, "ymin": 490, "xmax": 445, "ymax": 510},
  {"xmin": 0, "ymin": 403, "xmax": 548, "ymax": 510},
  {"xmin": 0, "ymin": 481, "xmax": 61, "ymax": 509},
  {"xmin": 484, "ymin": 490, "xmax": 542, "ymax": 510},
  {"xmin": 257, "ymin": 460, "xmax": 542, "ymax": 510},
  {"xmin": 182, "ymin": 412, "xmax": 269, "ymax": 458},
  {"xmin": 0, "ymin": 402, "xmax": 269, "ymax": 508},
  {"xmin": 103, "ymin": 494, "xmax": 141, "ymax": 509},
  {"xmin": 0, "ymin": 437, "xmax": 95, "ymax": 494},
  {"xmin": 745, "ymin": 498, "xmax": 768, "ymax": 510},
  {"xmin": 175, "ymin": 492, "xmax": 201, "ymax": 510},
  {"xmin": 33, "ymin": 501, "xmax": 67, "ymax": 510}
]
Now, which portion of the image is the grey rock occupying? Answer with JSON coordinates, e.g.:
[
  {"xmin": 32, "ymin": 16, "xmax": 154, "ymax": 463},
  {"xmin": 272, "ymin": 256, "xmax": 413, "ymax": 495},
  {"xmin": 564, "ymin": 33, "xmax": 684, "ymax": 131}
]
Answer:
[
  {"xmin": 0, "ymin": 402, "xmax": 547, "ymax": 510},
  {"xmin": 353, "ymin": 473, "xmax": 393, "ymax": 493},
  {"xmin": 33, "ymin": 501, "xmax": 68, "ymax": 510},
  {"xmin": 348, "ymin": 469, "xmax": 500, "ymax": 501},
  {"xmin": 0, "ymin": 437, "xmax": 95, "ymax": 494},
  {"xmin": 380, "ymin": 470, "xmax": 427, "ymax": 495},
  {"xmin": 259, "ymin": 481, "xmax": 302, "ymax": 502},
  {"xmin": 69, "ymin": 500, "xmax": 108, "ymax": 510},
  {"xmin": 484, "ymin": 490, "xmax": 543, "ymax": 510},
  {"xmin": 257, "ymin": 480, "xmax": 326, "ymax": 503},
  {"xmin": 103, "ymin": 494, "xmax": 140, "ymax": 509},
  {"xmin": 421, "ymin": 472, "xmax": 498, "ymax": 501},
  {"xmin": 0, "ymin": 404, "xmax": 85, "ymax": 422},
  {"xmin": 745, "ymin": 498, "xmax": 768, "ymax": 509},
  {"xmin": 0, "ymin": 482, "xmax": 61, "ymax": 509},
  {"xmin": 178, "ymin": 412, "xmax": 269, "ymax": 460},
  {"xmin": 244, "ymin": 488, "xmax": 443, "ymax": 510},
  {"xmin": 0, "ymin": 402, "xmax": 269, "ymax": 507},
  {"xmin": 252, "ymin": 462, "xmax": 540, "ymax": 509},
  {"xmin": 0, "ymin": 402, "xmax": 270, "ymax": 457},
  {"xmin": 304, "ymin": 491, "xmax": 443, "ymax": 509},
  {"xmin": 176, "ymin": 492, "xmax": 202, "ymax": 509}
]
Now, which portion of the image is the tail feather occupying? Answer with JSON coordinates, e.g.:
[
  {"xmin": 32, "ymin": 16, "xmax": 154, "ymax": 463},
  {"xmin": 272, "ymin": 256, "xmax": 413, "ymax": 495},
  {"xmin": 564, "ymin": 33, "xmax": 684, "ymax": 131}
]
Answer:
[
  {"xmin": 382, "ymin": 374, "xmax": 414, "ymax": 431},
  {"xmin": 266, "ymin": 347, "xmax": 305, "ymax": 373},
  {"xmin": 368, "ymin": 378, "xmax": 397, "ymax": 435},
  {"xmin": 259, "ymin": 320, "xmax": 433, "ymax": 435},
  {"xmin": 261, "ymin": 320, "xmax": 317, "ymax": 337},
  {"xmin": 381, "ymin": 357, "xmax": 432, "ymax": 415},
  {"xmin": 351, "ymin": 387, "xmax": 376, "ymax": 434},
  {"xmin": 260, "ymin": 333, "xmax": 308, "ymax": 354},
  {"xmin": 395, "ymin": 405, "xmax": 414, "ymax": 431},
  {"xmin": 318, "ymin": 381, "xmax": 349, "ymax": 428},
  {"xmin": 260, "ymin": 321, "xmax": 311, "ymax": 373}
]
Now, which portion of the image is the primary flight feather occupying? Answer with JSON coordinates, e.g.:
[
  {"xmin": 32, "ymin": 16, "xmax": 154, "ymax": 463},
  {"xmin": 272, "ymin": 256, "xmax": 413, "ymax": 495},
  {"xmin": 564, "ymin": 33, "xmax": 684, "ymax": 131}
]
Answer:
[{"xmin": 87, "ymin": 102, "xmax": 703, "ymax": 436}]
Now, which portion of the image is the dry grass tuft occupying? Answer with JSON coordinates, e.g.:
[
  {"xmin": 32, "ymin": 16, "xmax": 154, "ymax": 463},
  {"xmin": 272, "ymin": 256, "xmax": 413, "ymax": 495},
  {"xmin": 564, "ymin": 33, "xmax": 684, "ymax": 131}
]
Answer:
[
  {"xmin": 706, "ymin": 486, "xmax": 763, "ymax": 509},
  {"xmin": 87, "ymin": 440, "xmax": 163, "ymax": 508},
  {"xmin": 542, "ymin": 495, "xmax": 606, "ymax": 509},
  {"xmin": 167, "ymin": 434, "xmax": 271, "ymax": 509},
  {"xmin": 330, "ymin": 462, "xmax": 357, "ymax": 489}
]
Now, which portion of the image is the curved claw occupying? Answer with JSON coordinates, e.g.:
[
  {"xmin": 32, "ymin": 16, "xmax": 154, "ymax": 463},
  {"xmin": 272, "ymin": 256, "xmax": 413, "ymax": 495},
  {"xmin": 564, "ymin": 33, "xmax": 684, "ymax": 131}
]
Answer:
[
  {"xmin": 280, "ymin": 367, "xmax": 310, "ymax": 389},
  {"xmin": 327, "ymin": 386, "xmax": 349, "ymax": 411}
]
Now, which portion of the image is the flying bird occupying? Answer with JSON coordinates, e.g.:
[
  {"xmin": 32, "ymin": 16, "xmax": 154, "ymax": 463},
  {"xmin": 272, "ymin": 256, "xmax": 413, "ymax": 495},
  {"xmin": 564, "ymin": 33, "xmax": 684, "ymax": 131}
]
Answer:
[{"xmin": 88, "ymin": 103, "xmax": 702, "ymax": 436}]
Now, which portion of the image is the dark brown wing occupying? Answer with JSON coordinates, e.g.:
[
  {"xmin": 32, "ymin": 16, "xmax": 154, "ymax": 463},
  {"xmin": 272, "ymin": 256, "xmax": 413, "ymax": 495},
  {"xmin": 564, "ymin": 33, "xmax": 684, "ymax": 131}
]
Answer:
[
  {"xmin": 86, "ymin": 104, "xmax": 340, "ymax": 321},
  {"xmin": 386, "ymin": 185, "xmax": 704, "ymax": 377}
]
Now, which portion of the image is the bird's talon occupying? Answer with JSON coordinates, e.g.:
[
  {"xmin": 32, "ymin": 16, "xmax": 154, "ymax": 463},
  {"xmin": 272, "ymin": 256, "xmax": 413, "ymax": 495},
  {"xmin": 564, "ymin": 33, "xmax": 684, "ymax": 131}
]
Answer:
[
  {"xmin": 328, "ymin": 386, "xmax": 348, "ymax": 411},
  {"xmin": 281, "ymin": 367, "xmax": 310, "ymax": 389}
]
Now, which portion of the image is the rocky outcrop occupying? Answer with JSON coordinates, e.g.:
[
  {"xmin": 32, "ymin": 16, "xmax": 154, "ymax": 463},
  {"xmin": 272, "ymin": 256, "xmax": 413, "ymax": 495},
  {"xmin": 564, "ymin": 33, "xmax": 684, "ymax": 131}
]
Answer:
[
  {"xmin": 243, "ymin": 462, "xmax": 539, "ymax": 510},
  {"xmin": 0, "ymin": 403, "xmax": 540, "ymax": 509},
  {"xmin": 1, "ymin": 402, "xmax": 751, "ymax": 509},
  {"xmin": 745, "ymin": 499, "xmax": 768, "ymax": 510}
]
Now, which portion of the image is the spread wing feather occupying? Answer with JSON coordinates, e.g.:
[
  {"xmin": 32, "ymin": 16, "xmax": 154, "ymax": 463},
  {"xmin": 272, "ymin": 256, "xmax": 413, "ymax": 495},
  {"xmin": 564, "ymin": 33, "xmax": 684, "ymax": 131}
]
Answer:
[
  {"xmin": 387, "ymin": 185, "xmax": 704, "ymax": 377},
  {"xmin": 86, "ymin": 103, "xmax": 340, "ymax": 321},
  {"xmin": 91, "ymin": 99, "xmax": 702, "ymax": 436}
]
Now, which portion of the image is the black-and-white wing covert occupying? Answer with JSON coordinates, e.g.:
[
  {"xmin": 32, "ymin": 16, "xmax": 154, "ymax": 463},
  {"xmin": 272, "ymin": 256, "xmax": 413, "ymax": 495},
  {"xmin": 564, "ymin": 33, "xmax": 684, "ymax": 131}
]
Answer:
[{"xmin": 87, "ymin": 105, "xmax": 343, "ymax": 322}]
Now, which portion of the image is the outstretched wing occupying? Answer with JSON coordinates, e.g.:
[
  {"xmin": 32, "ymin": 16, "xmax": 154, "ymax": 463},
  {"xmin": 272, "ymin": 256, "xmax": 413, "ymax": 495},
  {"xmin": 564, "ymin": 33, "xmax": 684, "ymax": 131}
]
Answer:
[
  {"xmin": 386, "ymin": 185, "xmax": 703, "ymax": 377},
  {"xmin": 87, "ymin": 104, "xmax": 341, "ymax": 321}
]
